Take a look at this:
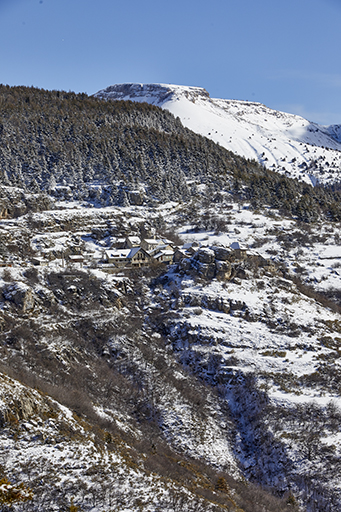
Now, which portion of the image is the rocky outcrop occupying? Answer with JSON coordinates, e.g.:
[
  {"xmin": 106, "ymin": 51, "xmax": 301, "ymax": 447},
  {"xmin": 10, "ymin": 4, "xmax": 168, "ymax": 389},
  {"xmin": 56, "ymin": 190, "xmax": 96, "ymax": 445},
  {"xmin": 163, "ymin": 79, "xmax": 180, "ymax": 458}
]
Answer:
[
  {"xmin": 215, "ymin": 260, "xmax": 232, "ymax": 281},
  {"xmin": 198, "ymin": 263, "xmax": 216, "ymax": 279},
  {"xmin": 0, "ymin": 374, "xmax": 54, "ymax": 425},
  {"xmin": 129, "ymin": 191, "xmax": 144, "ymax": 206},
  {"xmin": 196, "ymin": 247, "xmax": 215, "ymax": 264},
  {"xmin": 178, "ymin": 246, "xmax": 239, "ymax": 281},
  {"xmin": 3, "ymin": 283, "xmax": 35, "ymax": 312},
  {"xmin": 212, "ymin": 246, "xmax": 231, "ymax": 261},
  {"xmin": 181, "ymin": 293, "xmax": 248, "ymax": 316},
  {"xmin": 177, "ymin": 245, "xmax": 277, "ymax": 282}
]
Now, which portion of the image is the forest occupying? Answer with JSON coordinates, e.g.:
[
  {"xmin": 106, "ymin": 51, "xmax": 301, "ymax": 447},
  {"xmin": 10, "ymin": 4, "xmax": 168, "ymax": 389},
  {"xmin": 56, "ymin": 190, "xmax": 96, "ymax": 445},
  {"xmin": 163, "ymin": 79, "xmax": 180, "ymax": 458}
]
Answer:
[{"xmin": 0, "ymin": 84, "xmax": 341, "ymax": 222}]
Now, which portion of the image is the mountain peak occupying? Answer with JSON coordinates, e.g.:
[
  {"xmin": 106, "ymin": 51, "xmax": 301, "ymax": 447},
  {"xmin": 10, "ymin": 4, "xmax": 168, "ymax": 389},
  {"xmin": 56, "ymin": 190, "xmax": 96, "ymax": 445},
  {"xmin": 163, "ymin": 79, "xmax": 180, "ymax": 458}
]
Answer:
[
  {"xmin": 94, "ymin": 83, "xmax": 341, "ymax": 186},
  {"xmin": 94, "ymin": 83, "xmax": 210, "ymax": 105}
]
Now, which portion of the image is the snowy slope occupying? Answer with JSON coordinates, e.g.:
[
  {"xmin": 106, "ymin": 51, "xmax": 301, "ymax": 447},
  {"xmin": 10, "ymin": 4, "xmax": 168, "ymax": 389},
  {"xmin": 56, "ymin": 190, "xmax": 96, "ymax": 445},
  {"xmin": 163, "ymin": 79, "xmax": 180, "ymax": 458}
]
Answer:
[{"xmin": 94, "ymin": 83, "xmax": 341, "ymax": 186}]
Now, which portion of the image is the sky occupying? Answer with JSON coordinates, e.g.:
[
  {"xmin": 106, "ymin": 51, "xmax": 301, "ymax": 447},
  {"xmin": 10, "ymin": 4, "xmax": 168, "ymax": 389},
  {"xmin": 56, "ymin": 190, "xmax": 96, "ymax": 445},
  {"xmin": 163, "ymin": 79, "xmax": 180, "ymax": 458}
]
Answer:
[{"xmin": 0, "ymin": 0, "xmax": 341, "ymax": 125}]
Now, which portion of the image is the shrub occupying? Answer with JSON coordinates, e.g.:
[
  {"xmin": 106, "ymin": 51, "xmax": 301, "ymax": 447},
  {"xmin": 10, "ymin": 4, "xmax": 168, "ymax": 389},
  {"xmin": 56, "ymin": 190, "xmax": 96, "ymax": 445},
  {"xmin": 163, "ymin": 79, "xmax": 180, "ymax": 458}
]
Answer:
[{"xmin": 0, "ymin": 477, "xmax": 33, "ymax": 506}]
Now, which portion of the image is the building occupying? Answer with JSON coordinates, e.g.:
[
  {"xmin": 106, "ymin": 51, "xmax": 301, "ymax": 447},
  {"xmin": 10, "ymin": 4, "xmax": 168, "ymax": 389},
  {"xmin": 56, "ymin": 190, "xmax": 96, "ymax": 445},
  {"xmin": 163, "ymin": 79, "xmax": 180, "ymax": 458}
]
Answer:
[
  {"xmin": 68, "ymin": 254, "xmax": 85, "ymax": 267},
  {"xmin": 152, "ymin": 249, "xmax": 174, "ymax": 263},
  {"xmin": 141, "ymin": 238, "xmax": 163, "ymax": 252},
  {"xmin": 105, "ymin": 247, "xmax": 151, "ymax": 268},
  {"xmin": 125, "ymin": 236, "xmax": 141, "ymax": 248},
  {"xmin": 230, "ymin": 241, "xmax": 247, "ymax": 260}
]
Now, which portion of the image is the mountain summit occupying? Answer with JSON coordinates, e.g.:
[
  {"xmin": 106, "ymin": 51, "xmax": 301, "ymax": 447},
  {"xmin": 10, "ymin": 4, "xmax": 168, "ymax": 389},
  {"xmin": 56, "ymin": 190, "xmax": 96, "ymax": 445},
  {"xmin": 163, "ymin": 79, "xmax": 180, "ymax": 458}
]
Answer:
[
  {"xmin": 95, "ymin": 83, "xmax": 341, "ymax": 185},
  {"xmin": 94, "ymin": 83, "xmax": 210, "ymax": 105}
]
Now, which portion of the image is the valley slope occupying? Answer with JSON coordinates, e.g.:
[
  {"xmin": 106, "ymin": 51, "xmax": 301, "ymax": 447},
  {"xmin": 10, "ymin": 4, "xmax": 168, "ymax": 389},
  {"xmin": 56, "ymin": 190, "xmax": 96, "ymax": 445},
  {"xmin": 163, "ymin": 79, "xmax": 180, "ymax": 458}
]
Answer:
[{"xmin": 1, "ymin": 84, "xmax": 341, "ymax": 511}]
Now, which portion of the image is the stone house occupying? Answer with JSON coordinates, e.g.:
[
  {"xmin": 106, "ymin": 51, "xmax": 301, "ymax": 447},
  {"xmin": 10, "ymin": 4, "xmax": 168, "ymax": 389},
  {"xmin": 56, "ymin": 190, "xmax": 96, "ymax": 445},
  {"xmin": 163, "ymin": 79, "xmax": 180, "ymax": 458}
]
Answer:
[
  {"xmin": 153, "ymin": 249, "xmax": 174, "ymax": 263},
  {"xmin": 125, "ymin": 236, "xmax": 141, "ymax": 248},
  {"xmin": 141, "ymin": 238, "xmax": 163, "ymax": 252},
  {"xmin": 230, "ymin": 241, "xmax": 247, "ymax": 260},
  {"xmin": 31, "ymin": 256, "xmax": 49, "ymax": 267},
  {"xmin": 105, "ymin": 247, "xmax": 151, "ymax": 268},
  {"xmin": 68, "ymin": 254, "xmax": 85, "ymax": 267}
]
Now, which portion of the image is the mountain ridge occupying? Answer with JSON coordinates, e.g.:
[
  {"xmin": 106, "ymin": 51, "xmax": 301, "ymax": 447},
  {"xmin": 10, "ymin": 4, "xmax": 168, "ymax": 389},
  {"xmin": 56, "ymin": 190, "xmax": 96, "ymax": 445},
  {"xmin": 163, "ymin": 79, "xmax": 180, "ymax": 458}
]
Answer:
[{"xmin": 94, "ymin": 83, "xmax": 341, "ymax": 186}]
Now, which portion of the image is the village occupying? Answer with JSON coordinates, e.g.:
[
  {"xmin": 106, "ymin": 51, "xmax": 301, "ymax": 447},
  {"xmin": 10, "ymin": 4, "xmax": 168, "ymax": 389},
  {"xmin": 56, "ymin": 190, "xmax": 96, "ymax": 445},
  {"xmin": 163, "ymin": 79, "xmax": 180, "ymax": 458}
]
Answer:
[{"xmin": 27, "ymin": 233, "xmax": 249, "ymax": 274}]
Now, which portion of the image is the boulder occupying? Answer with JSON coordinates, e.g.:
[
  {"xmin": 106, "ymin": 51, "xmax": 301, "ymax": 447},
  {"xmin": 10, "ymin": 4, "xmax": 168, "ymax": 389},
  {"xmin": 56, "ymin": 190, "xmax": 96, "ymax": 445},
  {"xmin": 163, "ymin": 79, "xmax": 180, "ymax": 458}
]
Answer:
[
  {"xmin": 3, "ymin": 283, "xmax": 35, "ymax": 312},
  {"xmin": 35, "ymin": 288, "xmax": 56, "ymax": 308},
  {"xmin": 229, "ymin": 299, "xmax": 246, "ymax": 311},
  {"xmin": 215, "ymin": 297, "xmax": 230, "ymax": 313},
  {"xmin": 207, "ymin": 263, "xmax": 216, "ymax": 279},
  {"xmin": 235, "ymin": 267, "xmax": 247, "ymax": 279},
  {"xmin": 189, "ymin": 295, "xmax": 201, "ymax": 307},
  {"xmin": 197, "ymin": 248, "xmax": 215, "ymax": 264},
  {"xmin": 129, "ymin": 191, "xmax": 144, "ymax": 206},
  {"xmin": 212, "ymin": 246, "xmax": 231, "ymax": 261},
  {"xmin": 215, "ymin": 260, "xmax": 232, "ymax": 281},
  {"xmin": 197, "ymin": 262, "xmax": 216, "ymax": 279},
  {"xmin": 179, "ymin": 258, "xmax": 191, "ymax": 272}
]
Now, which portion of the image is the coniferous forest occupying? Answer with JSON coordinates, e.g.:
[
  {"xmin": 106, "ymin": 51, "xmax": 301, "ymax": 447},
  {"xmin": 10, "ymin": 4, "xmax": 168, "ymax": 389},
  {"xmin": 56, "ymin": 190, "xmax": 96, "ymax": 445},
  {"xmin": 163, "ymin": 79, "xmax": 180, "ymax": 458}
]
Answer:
[{"xmin": 0, "ymin": 84, "xmax": 341, "ymax": 222}]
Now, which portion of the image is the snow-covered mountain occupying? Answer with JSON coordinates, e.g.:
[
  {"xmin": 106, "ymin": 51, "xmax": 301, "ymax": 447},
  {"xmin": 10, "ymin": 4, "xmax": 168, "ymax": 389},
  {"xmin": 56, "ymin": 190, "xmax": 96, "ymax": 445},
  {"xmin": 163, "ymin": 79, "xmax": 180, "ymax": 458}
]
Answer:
[
  {"xmin": 94, "ymin": 83, "xmax": 341, "ymax": 186},
  {"xmin": 3, "ymin": 83, "xmax": 341, "ymax": 511}
]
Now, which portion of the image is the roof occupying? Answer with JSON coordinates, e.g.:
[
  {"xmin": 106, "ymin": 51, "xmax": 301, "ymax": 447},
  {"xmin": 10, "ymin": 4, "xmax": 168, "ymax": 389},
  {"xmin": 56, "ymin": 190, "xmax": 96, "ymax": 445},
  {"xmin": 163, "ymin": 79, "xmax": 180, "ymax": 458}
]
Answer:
[
  {"xmin": 230, "ymin": 241, "xmax": 248, "ymax": 250},
  {"xmin": 143, "ymin": 238, "xmax": 162, "ymax": 244},
  {"xmin": 126, "ymin": 236, "xmax": 141, "ymax": 244},
  {"xmin": 154, "ymin": 250, "xmax": 174, "ymax": 259},
  {"xmin": 161, "ymin": 238, "xmax": 174, "ymax": 245},
  {"xmin": 106, "ymin": 249, "xmax": 131, "ymax": 259},
  {"xmin": 128, "ymin": 247, "xmax": 141, "ymax": 258},
  {"xmin": 106, "ymin": 247, "xmax": 147, "ymax": 259},
  {"xmin": 68, "ymin": 254, "xmax": 84, "ymax": 261}
]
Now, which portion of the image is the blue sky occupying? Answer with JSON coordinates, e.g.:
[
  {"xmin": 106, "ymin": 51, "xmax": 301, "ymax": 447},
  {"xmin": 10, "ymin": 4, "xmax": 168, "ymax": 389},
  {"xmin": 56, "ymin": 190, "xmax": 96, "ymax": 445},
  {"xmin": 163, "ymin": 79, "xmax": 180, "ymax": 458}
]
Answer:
[{"xmin": 0, "ymin": 0, "xmax": 340, "ymax": 124}]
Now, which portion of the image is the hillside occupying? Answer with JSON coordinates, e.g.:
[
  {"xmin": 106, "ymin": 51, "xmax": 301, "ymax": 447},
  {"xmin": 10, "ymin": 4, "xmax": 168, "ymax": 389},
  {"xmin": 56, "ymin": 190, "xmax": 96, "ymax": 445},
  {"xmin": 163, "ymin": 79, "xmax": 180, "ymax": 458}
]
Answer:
[
  {"xmin": 94, "ymin": 83, "xmax": 341, "ymax": 186},
  {"xmin": 1, "ymin": 85, "xmax": 341, "ymax": 225},
  {"xmin": 0, "ymin": 203, "xmax": 304, "ymax": 512},
  {"xmin": 1, "ymin": 84, "xmax": 341, "ymax": 510}
]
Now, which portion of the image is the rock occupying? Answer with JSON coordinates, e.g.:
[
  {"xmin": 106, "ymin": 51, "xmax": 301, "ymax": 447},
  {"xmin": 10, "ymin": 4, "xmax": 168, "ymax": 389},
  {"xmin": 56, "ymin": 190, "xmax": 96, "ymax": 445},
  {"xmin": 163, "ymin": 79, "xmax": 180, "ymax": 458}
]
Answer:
[
  {"xmin": 235, "ymin": 267, "xmax": 247, "ymax": 279},
  {"xmin": 201, "ymin": 295, "xmax": 208, "ymax": 308},
  {"xmin": 197, "ymin": 248, "xmax": 215, "ymax": 264},
  {"xmin": 179, "ymin": 258, "xmax": 191, "ymax": 272},
  {"xmin": 216, "ymin": 271, "xmax": 232, "ymax": 281},
  {"xmin": 35, "ymin": 288, "xmax": 56, "ymax": 308},
  {"xmin": 129, "ymin": 191, "xmax": 144, "ymax": 205},
  {"xmin": 3, "ymin": 283, "xmax": 35, "ymax": 312},
  {"xmin": 216, "ymin": 297, "xmax": 230, "ymax": 313},
  {"xmin": 244, "ymin": 309, "xmax": 258, "ymax": 322},
  {"xmin": 215, "ymin": 260, "xmax": 232, "ymax": 280},
  {"xmin": 222, "ymin": 301, "xmax": 230, "ymax": 314},
  {"xmin": 184, "ymin": 295, "xmax": 191, "ymax": 305},
  {"xmin": 263, "ymin": 263, "xmax": 277, "ymax": 274},
  {"xmin": 198, "ymin": 263, "xmax": 209, "ymax": 278},
  {"xmin": 207, "ymin": 263, "xmax": 216, "ymax": 279},
  {"xmin": 197, "ymin": 262, "xmax": 216, "ymax": 279},
  {"xmin": 213, "ymin": 246, "xmax": 231, "ymax": 261},
  {"xmin": 189, "ymin": 295, "xmax": 201, "ymax": 307},
  {"xmin": 229, "ymin": 299, "xmax": 246, "ymax": 311}
]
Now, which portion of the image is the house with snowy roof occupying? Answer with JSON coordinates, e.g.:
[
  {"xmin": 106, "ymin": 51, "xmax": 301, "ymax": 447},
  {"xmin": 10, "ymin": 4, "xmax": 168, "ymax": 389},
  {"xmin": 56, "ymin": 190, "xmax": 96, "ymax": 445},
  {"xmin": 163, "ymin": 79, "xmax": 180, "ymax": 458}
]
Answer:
[
  {"xmin": 152, "ymin": 249, "xmax": 174, "ymax": 264},
  {"xmin": 230, "ymin": 241, "xmax": 247, "ymax": 260},
  {"xmin": 141, "ymin": 238, "xmax": 174, "ymax": 252},
  {"xmin": 67, "ymin": 254, "xmax": 85, "ymax": 267},
  {"xmin": 125, "ymin": 236, "xmax": 141, "ymax": 248},
  {"xmin": 105, "ymin": 247, "xmax": 151, "ymax": 268},
  {"xmin": 141, "ymin": 238, "xmax": 163, "ymax": 252}
]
